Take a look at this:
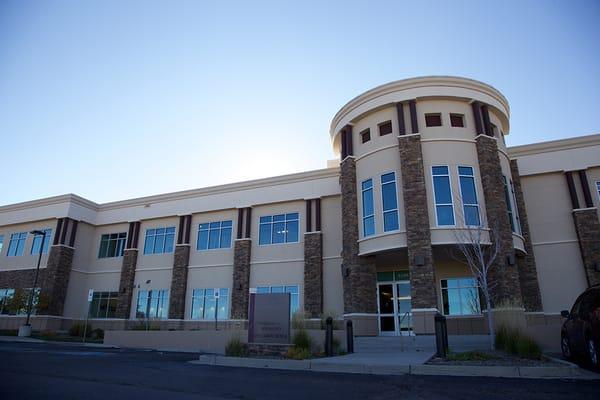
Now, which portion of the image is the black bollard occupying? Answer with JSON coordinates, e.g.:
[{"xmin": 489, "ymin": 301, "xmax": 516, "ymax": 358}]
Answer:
[
  {"xmin": 325, "ymin": 317, "xmax": 333, "ymax": 357},
  {"xmin": 346, "ymin": 320, "xmax": 354, "ymax": 354}
]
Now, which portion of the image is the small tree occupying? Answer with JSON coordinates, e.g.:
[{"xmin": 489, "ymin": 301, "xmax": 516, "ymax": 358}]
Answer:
[{"xmin": 452, "ymin": 217, "xmax": 501, "ymax": 351}]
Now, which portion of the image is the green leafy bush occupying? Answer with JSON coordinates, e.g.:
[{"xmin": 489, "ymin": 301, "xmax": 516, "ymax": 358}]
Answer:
[
  {"xmin": 292, "ymin": 329, "xmax": 312, "ymax": 351},
  {"xmin": 286, "ymin": 346, "xmax": 311, "ymax": 360},
  {"xmin": 225, "ymin": 337, "xmax": 248, "ymax": 357},
  {"xmin": 495, "ymin": 324, "xmax": 542, "ymax": 360},
  {"xmin": 69, "ymin": 323, "xmax": 92, "ymax": 338}
]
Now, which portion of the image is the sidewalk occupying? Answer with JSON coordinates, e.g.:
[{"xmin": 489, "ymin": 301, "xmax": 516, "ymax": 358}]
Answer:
[
  {"xmin": 0, "ymin": 335, "xmax": 117, "ymax": 348},
  {"xmin": 191, "ymin": 353, "xmax": 600, "ymax": 380}
]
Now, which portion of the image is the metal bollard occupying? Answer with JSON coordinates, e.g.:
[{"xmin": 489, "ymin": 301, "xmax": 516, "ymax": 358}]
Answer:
[
  {"xmin": 325, "ymin": 317, "xmax": 333, "ymax": 357},
  {"xmin": 434, "ymin": 313, "xmax": 448, "ymax": 358},
  {"xmin": 346, "ymin": 320, "xmax": 354, "ymax": 354}
]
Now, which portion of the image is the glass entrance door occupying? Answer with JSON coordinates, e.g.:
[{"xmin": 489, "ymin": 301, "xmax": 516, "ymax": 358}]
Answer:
[{"xmin": 377, "ymin": 280, "xmax": 413, "ymax": 336}]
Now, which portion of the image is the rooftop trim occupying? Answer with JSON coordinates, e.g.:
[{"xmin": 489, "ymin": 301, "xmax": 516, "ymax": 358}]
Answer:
[{"xmin": 508, "ymin": 133, "xmax": 600, "ymax": 158}]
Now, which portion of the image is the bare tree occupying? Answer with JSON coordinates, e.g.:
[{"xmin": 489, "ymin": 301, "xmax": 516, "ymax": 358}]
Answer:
[{"xmin": 451, "ymin": 216, "xmax": 501, "ymax": 351}]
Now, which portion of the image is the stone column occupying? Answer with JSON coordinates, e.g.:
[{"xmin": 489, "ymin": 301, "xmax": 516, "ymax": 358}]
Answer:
[
  {"xmin": 43, "ymin": 245, "xmax": 74, "ymax": 316},
  {"xmin": 340, "ymin": 156, "xmax": 378, "ymax": 334},
  {"xmin": 509, "ymin": 160, "xmax": 543, "ymax": 311},
  {"xmin": 231, "ymin": 207, "xmax": 252, "ymax": 319},
  {"xmin": 116, "ymin": 221, "xmax": 141, "ymax": 319},
  {"xmin": 572, "ymin": 209, "xmax": 600, "ymax": 287},
  {"xmin": 304, "ymin": 198, "xmax": 323, "ymax": 318},
  {"xmin": 398, "ymin": 134, "xmax": 439, "ymax": 334},
  {"xmin": 169, "ymin": 215, "xmax": 192, "ymax": 319},
  {"xmin": 398, "ymin": 134, "xmax": 438, "ymax": 310},
  {"xmin": 476, "ymin": 135, "xmax": 522, "ymax": 306}
]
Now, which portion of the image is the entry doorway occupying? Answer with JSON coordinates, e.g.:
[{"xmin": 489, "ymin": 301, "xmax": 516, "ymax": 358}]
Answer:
[{"xmin": 377, "ymin": 277, "xmax": 413, "ymax": 336}]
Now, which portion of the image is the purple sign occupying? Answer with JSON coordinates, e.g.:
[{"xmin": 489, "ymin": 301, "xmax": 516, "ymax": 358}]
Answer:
[{"xmin": 248, "ymin": 293, "xmax": 291, "ymax": 344}]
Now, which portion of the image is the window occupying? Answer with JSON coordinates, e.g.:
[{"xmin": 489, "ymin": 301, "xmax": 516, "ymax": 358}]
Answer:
[
  {"xmin": 88, "ymin": 291, "xmax": 118, "ymax": 318},
  {"xmin": 0, "ymin": 289, "xmax": 15, "ymax": 314},
  {"xmin": 502, "ymin": 176, "xmax": 518, "ymax": 233},
  {"xmin": 381, "ymin": 172, "xmax": 399, "ymax": 232},
  {"xmin": 136, "ymin": 290, "xmax": 169, "ymax": 319},
  {"xmin": 191, "ymin": 288, "xmax": 229, "ymax": 320},
  {"xmin": 143, "ymin": 227, "xmax": 175, "ymax": 255},
  {"xmin": 7, "ymin": 232, "xmax": 27, "ymax": 257},
  {"xmin": 425, "ymin": 113, "xmax": 442, "ymax": 127},
  {"xmin": 0, "ymin": 235, "xmax": 3, "ymax": 255},
  {"xmin": 432, "ymin": 166, "xmax": 455, "ymax": 226},
  {"xmin": 490, "ymin": 123, "xmax": 498, "ymax": 137},
  {"xmin": 98, "ymin": 232, "xmax": 127, "ymax": 258},
  {"xmin": 30, "ymin": 229, "xmax": 52, "ymax": 255},
  {"xmin": 197, "ymin": 221, "xmax": 232, "ymax": 251},
  {"xmin": 360, "ymin": 128, "xmax": 371, "ymax": 143},
  {"xmin": 256, "ymin": 285, "xmax": 299, "ymax": 317},
  {"xmin": 362, "ymin": 179, "xmax": 375, "ymax": 236},
  {"xmin": 378, "ymin": 121, "xmax": 392, "ymax": 136},
  {"xmin": 458, "ymin": 166, "xmax": 480, "ymax": 226},
  {"xmin": 510, "ymin": 180, "xmax": 521, "ymax": 234},
  {"xmin": 441, "ymin": 278, "xmax": 481, "ymax": 316},
  {"xmin": 450, "ymin": 114, "xmax": 464, "ymax": 127},
  {"xmin": 258, "ymin": 213, "xmax": 299, "ymax": 245}
]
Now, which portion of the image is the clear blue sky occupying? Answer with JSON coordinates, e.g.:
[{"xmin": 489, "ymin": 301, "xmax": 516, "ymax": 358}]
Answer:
[{"xmin": 1, "ymin": 0, "xmax": 598, "ymax": 205}]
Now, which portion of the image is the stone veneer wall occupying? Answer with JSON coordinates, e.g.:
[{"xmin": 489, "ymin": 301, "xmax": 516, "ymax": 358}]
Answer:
[
  {"xmin": 231, "ymin": 239, "xmax": 251, "ymax": 319},
  {"xmin": 340, "ymin": 157, "xmax": 377, "ymax": 314},
  {"xmin": 510, "ymin": 160, "xmax": 543, "ymax": 311},
  {"xmin": 43, "ymin": 245, "xmax": 74, "ymax": 316},
  {"xmin": 476, "ymin": 135, "xmax": 522, "ymax": 306},
  {"xmin": 572, "ymin": 209, "xmax": 600, "ymax": 287},
  {"xmin": 398, "ymin": 135, "xmax": 438, "ymax": 309},
  {"xmin": 169, "ymin": 245, "xmax": 191, "ymax": 319},
  {"xmin": 0, "ymin": 269, "xmax": 46, "ymax": 295},
  {"xmin": 304, "ymin": 232, "xmax": 323, "ymax": 318},
  {"xmin": 116, "ymin": 249, "xmax": 138, "ymax": 319}
]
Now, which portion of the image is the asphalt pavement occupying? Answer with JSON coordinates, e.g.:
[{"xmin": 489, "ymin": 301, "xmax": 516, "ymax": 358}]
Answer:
[{"xmin": 0, "ymin": 342, "xmax": 597, "ymax": 400}]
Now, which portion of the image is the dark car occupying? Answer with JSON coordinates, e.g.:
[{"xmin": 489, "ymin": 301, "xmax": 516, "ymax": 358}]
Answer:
[{"xmin": 561, "ymin": 285, "xmax": 600, "ymax": 367}]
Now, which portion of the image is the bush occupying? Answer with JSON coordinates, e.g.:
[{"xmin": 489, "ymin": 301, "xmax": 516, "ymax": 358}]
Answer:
[
  {"xmin": 291, "ymin": 312, "xmax": 306, "ymax": 330},
  {"xmin": 292, "ymin": 329, "xmax": 312, "ymax": 351},
  {"xmin": 286, "ymin": 346, "xmax": 311, "ymax": 360},
  {"xmin": 225, "ymin": 337, "xmax": 248, "ymax": 357},
  {"xmin": 495, "ymin": 324, "xmax": 542, "ymax": 360},
  {"xmin": 69, "ymin": 323, "xmax": 92, "ymax": 338},
  {"xmin": 91, "ymin": 328, "xmax": 104, "ymax": 340}
]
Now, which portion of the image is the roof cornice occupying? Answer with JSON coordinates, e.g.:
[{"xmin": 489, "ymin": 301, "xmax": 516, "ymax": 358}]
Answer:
[{"xmin": 508, "ymin": 133, "xmax": 600, "ymax": 158}]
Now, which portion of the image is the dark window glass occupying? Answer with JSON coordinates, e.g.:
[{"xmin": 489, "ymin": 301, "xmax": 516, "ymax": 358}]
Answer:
[
  {"xmin": 425, "ymin": 114, "xmax": 442, "ymax": 127},
  {"xmin": 360, "ymin": 129, "xmax": 371, "ymax": 143},
  {"xmin": 450, "ymin": 114, "xmax": 465, "ymax": 127},
  {"xmin": 378, "ymin": 121, "xmax": 392, "ymax": 136}
]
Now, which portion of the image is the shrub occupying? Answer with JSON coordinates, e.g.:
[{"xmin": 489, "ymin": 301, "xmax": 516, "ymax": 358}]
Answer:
[
  {"xmin": 331, "ymin": 336, "xmax": 341, "ymax": 355},
  {"xmin": 225, "ymin": 337, "xmax": 248, "ymax": 357},
  {"xmin": 292, "ymin": 329, "xmax": 312, "ymax": 351},
  {"xmin": 69, "ymin": 323, "xmax": 92, "ymax": 338},
  {"xmin": 495, "ymin": 324, "xmax": 542, "ymax": 360},
  {"xmin": 91, "ymin": 328, "xmax": 104, "ymax": 340},
  {"xmin": 291, "ymin": 312, "xmax": 306, "ymax": 330},
  {"xmin": 286, "ymin": 346, "xmax": 311, "ymax": 360}
]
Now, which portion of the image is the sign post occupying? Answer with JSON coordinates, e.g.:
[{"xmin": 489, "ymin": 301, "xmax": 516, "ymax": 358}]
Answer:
[{"xmin": 83, "ymin": 289, "xmax": 93, "ymax": 343}]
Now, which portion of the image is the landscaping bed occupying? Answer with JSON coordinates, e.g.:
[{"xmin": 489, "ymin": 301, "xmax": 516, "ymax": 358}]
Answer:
[{"xmin": 427, "ymin": 350, "xmax": 564, "ymax": 367}]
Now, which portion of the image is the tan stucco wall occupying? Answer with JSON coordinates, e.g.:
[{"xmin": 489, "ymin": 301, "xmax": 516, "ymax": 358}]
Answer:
[{"xmin": 0, "ymin": 218, "xmax": 55, "ymax": 272}]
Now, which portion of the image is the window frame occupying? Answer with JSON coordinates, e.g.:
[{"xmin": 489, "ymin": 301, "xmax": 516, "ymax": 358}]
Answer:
[
  {"xmin": 197, "ymin": 220, "xmax": 233, "ymax": 251},
  {"xmin": 360, "ymin": 128, "xmax": 371, "ymax": 144},
  {"xmin": 361, "ymin": 178, "xmax": 375, "ymax": 237},
  {"xmin": 143, "ymin": 227, "xmax": 176, "ymax": 255},
  {"xmin": 440, "ymin": 277, "xmax": 482, "ymax": 316},
  {"xmin": 425, "ymin": 113, "xmax": 443, "ymax": 127},
  {"xmin": 0, "ymin": 235, "xmax": 4, "ymax": 256},
  {"xmin": 378, "ymin": 120, "xmax": 393, "ymax": 136},
  {"xmin": 380, "ymin": 171, "xmax": 400, "ymax": 232},
  {"xmin": 30, "ymin": 229, "xmax": 52, "ymax": 255},
  {"xmin": 0, "ymin": 288, "xmax": 15, "ymax": 315},
  {"xmin": 596, "ymin": 181, "xmax": 600, "ymax": 201},
  {"xmin": 190, "ymin": 287, "xmax": 230, "ymax": 320},
  {"xmin": 457, "ymin": 166, "xmax": 481, "ymax": 227},
  {"xmin": 431, "ymin": 166, "xmax": 456, "ymax": 227},
  {"xmin": 450, "ymin": 113, "xmax": 465, "ymax": 127},
  {"xmin": 135, "ymin": 289, "xmax": 169, "ymax": 319},
  {"xmin": 7, "ymin": 232, "xmax": 28, "ymax": 257},
  {"xmin": 98, "ymin": 232, "xmax": 127, "ymax": 259},
  {"xmin": 88, "ymin": 291, "xmax": 119, "ymax": 318},
  {"xmin": 502, "ymin": 175, "xmax": 518, "ymax": 234},
  {"xmin": 258, "ymin": 213, "xmax": 300, "ymax": 246}
]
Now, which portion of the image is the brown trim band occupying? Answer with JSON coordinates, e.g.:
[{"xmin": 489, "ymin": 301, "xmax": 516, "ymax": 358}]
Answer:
[
  {"xmin": 185, "ymin": 215, "xmax": 192, "ymax": 244},
  {"xmin": 245, "ymin": 207, "xmax": 252, "ymax": 239},
  {"xmin": 396, "ymin": 102, "xmax": 406, "ymax": 135},
  {"xmin": 237, "ymin": 209, "xmax": 244, "ymax": 240},
  {"xmin": 315, "ymin": 198, "xmax": 321, "ymax": 231},
  {"xmin": 471, "ymin": 101, "xmax": 484, "ymax": 135},
  {"xmin": 54, "ymin": 218, "xmax": 63, "ymax": 246},
  {"xmin": 60, "ymin": 218, "xmax": 69, "ymax": 245},
  {"xmin": 481, "ymin": 104, "xmax": 492, "ymax": 136},
  {"xmin": 306, "ymin": 200, "xmax": 312, "ymax": 233},
  {"xmin": 578, "ymin": 170, "xmax": 594, "ymax": 208},
  {"xmin": 409, "ymin": 100, "xmax": 418, "ymax": 133},
  {"xmin": 68, "ymin": 220, "xmax": 78, "ymax": 247},
  {"xmin": 565, "ymin": 171, "xmax": 580, "ymax": 209},
  {"xmin": 126, "ymin": 222, "xmax": 134, "ymax": 248}
]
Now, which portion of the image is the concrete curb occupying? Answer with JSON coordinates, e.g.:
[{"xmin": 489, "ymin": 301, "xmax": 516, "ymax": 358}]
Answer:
[{"xmin": 190, "ymin": 355, "xmax": 600, "ymax": 380}]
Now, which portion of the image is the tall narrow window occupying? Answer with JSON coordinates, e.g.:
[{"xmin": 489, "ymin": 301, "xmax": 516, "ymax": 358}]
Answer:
[
  {"xmin": 381, "ymin": 172, "xmax": 399, "ymax": 232},
  {"xmin": 458, "ymin": 166, "xmax": 480, "ymax": 226},
  {"xmin": 362, "ymin": 179, "xmax": 375, "ymax": 236},
  {"xmin": 0, "ymin": 235, "xmax": 4, "ymax": 255},
  {"xmin": 7, "ymin": 232, "xmax": 27, "ymax": 257},
  {"xmin": 510, "ymin": 180, "xmax": 522, "ymax": 235},
  {"xmin": 432, "ymin": 166, "xmax": 455, "ymax": 226},
  {"xmin": 502, "ymin": 176, "xmax": 516, "ymax": 233}
]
